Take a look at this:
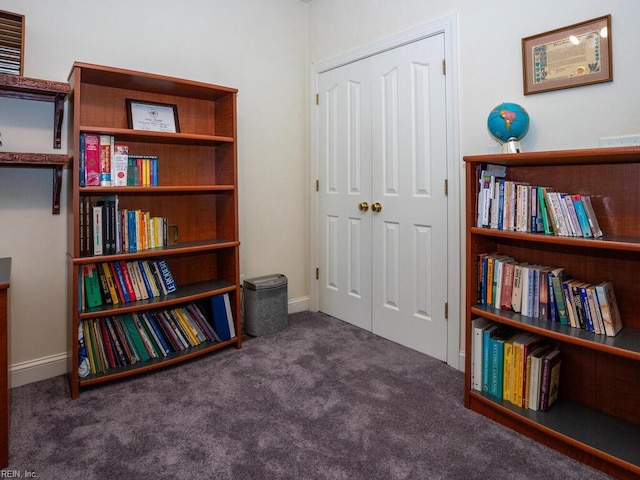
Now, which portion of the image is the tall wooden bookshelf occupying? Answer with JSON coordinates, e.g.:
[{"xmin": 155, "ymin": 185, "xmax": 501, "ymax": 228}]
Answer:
[
  {"xmin": 464, "ymin": 146, "xmax": 640, "ymax": 479},
  {"xmin": 66, "ymin": 63, "xmax": 241, "ymax": 399}
]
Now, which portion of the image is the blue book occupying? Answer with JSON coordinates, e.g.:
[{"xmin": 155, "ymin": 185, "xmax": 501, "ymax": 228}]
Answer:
[
  {"xmin": 571, "ymin": 195, "xmax": 593, "ymax": 238},
  {"xmin": 482, "ymin": 323, "xmax": 500, "ymax": 393},
  {"xmin": 489, "ymin": 327, "xmax": 515, "ymax": 399},
  {"xmin": 127, "ymin": 210, "xmax": 137, "ymax": 252},
  {"xmin": 579, "ymin": 285, "xmax": 595, "ymax": 332},
  {"xmin": 79, "ymin": 133, "xmax": 86, "ymax": 187},
  {"xmin": 210, "ymin": 295, "xmax": 231, "ymax": 341},
  {"xmin": 155, "ymin": 259, "xmax": 177, "ymax": 293}
]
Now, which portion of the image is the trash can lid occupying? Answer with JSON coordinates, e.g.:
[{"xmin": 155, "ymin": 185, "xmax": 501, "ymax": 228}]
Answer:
[{"xmin": 244, "ymin": 273, "xmax": 287, "ymax": 290}]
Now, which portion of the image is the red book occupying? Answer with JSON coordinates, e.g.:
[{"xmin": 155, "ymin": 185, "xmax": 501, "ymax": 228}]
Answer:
[
  {"xmin": 84, "ymin": 133, "xmax": 101, "ymax": 186},
  {"xmin": 118, "ymin": 261, "xmax": 137, "ymax": 302}
]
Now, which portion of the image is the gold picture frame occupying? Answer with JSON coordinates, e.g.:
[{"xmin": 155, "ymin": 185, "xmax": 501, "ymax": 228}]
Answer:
[{"xmin": 522, "ymin": 15, "xmax": 612, "ymax": 95}]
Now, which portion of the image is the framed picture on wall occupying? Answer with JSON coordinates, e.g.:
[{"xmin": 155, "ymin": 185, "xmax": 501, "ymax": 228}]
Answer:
[{"xmin": 522, "ymin": 15, "xmax": 612, "ymax": 95}]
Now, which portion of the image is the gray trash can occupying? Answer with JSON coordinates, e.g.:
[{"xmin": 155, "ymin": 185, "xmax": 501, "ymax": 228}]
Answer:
[{"xmin": 244, "ymin": 274, "xmax": 288, "ymax": 336}]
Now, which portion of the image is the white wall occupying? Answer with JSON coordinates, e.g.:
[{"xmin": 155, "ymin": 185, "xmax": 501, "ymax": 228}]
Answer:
[
  {"xmin": 0, "ymin": 0, "xmax": 310, "ymax": 386},
  {"xmin": 308, "ymin": 0, "xmax": 639, "ymax": 154}
]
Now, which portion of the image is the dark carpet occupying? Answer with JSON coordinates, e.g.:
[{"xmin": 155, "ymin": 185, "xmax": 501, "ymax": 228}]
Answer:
[{"xmin": 7, "ymin": 311, "xmax": 611, "ymax": 479}]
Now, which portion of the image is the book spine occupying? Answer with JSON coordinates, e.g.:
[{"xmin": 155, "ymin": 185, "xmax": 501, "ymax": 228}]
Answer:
[{"xmin": 99, "ymin": 134, "xmax": 112, "ymax": 186}]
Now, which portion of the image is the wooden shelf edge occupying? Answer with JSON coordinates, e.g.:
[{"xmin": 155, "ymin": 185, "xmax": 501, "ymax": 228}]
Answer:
[
  {"xmin": 467, "ymin": 393, "xmax": 640, "ymax": 479},
  {"xmin": 470, "ymin": 305, "xmax": 640, "ymax": 360},
  {"xmin": 463, "ymin": 146, "xmax": 640, "ymax": 167},
  {"xmin": 470, "ymin": 227, "xmax": 640, "ymax": 252},
  {"xmin": 72, "ymin": 240, "xmax": 240, "ymax": 264},
  {"xmin": 78, "ymin": 126, "xmax": 234, "ymax": 145}
]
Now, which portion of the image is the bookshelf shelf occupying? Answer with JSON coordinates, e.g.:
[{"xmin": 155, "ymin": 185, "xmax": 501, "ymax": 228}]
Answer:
[
  {"xmin": 67, "ymin": 63, "xmax": 240, "ymax": 399},
  {"xmin": 464, "ymin": 146, "xmax": 640, "ymax": 480}
]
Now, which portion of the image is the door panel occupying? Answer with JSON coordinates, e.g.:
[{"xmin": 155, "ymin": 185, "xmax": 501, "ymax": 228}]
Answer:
[
  {"xmin": 317, "ymin": 33, "xmax": 448, "ymax": 361},
  {"xmin": 317, "ymin": 60, "xmax": 372, "ymax": 331}
]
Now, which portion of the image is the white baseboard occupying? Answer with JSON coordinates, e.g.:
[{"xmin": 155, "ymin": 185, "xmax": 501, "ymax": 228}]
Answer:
[
  {"xmin": 10, "ymin": 352, "xmax": 69, "ymax": 388},
  {"xmin": 288, "ymin": 295, "xmax": 309, "ymax": 314}
]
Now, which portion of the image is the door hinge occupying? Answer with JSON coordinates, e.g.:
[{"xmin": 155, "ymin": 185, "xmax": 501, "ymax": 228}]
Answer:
[
  {"xmin": 442, "ymin": 59, "xmax": 446, "ymax": 75},
  {"xmin": 315, "ymin": 93, "xmax": 319, "ymax": 105},
  {"xmin": 316, "ymin": 267, "xmax": 319, "ymax": 280},
  {"xmin": 444, "ymin": 178, "xmax": 448, "ymax": 196},
  {"xmin": 445, "ymin": 302, "xmax": 448, "ymax": 319},
  {"xmin": 316, "ymin": 179, "xmax": 319, "ymax": 192}
]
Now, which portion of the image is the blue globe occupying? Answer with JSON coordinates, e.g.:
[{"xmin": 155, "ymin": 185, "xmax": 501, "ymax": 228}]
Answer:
[{"xmin": 487, "ymin": 103, "xmax": 530, "ymax": 144}]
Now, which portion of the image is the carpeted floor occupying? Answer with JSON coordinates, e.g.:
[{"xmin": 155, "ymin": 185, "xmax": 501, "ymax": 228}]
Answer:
[{"xmin": 6, "ymin": 311, "xmax": 611, "ymax": 479}]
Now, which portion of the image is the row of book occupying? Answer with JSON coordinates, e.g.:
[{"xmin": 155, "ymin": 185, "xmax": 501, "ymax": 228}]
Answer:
[
  {"xmin": 472, "ymin": 319, "xmax": 562, "ymax": 412},
  {"xmin": 81, "ymin": 259, "xmax": 177, "ymax": 310},
  {"xmin": 79, "ymin": 132, "xmax": 159, "ymax": 187},
  {"xmin": 476, "ymin": 164, "xmax": 603, "ymax": 237},
  {"xmin": 78, "ymin": 297, "xmax": 235, "ymax": 377},
  {"xmin": 478, "ymin": 252, "xmax": 624, "ymax": 337},
  {"xmin": 80, "ymin": 195, "xmax": 173, "ymax": 257}
]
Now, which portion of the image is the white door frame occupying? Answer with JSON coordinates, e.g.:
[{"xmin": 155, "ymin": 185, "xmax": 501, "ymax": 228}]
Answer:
[{"xmin": 309, "ymin": 14, "xmax": 462, "ymax": 370}]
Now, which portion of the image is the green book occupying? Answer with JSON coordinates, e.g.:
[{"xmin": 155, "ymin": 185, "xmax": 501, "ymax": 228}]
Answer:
[
  {"xmin": 538, "ymin": 187, "xmax": 551, "ymax": 234},
  {"xmin": 83, "ymin": 264, "xmax": 103, "ymax": 308},
  {"xmin": 122, "ymin": 314, "xmax": 151, "ymax": 361}
]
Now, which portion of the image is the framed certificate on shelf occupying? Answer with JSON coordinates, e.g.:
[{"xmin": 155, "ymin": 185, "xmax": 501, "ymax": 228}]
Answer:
[{"xmin": 126, "ymin": 99, "xmax": 180, "ymax": 133}]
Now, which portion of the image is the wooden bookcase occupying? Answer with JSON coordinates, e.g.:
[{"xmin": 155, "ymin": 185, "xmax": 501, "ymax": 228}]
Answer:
[
  {"xmin": 0, "ymin": 257, "xmax": 10, "ymax": 468},
  {"xmin": 464, "ymin": 146, "xmax": 640, "ymax": 480},
  {"xmin": 66, "ymin": 63, "xmax": 241, "ymax": 399}
]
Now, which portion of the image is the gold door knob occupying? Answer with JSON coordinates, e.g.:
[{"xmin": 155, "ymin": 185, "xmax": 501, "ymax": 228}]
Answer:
[
  {"xmin": 358, "ymin": 201, "xmax": 369, "ymax": 212},
  {"xmin": 372, "ymin": 202, "xmax": 382, "ymax": 213}
]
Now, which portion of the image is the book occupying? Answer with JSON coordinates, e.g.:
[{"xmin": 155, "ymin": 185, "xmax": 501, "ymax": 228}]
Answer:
[
  {"xmin": 92, "ymin": 204, "xmax": 103, "ymax": 256},
  {"xmin": 586, "ymin": 285, "xmax": 605, "ymax": 335},
  {"xmin": 99, "ymin": 134, "xmax": 112, "ymax": 186},
  {"xmin": 211, "ymin": 294, "xmax": 233, "ymax": 341},
  {"xmin": 112, "ymin": 144, "xmax": 129, "ymax": 186},
  {"xmin": 223, "ymin": 293, "xmax": 236, "ymax": 339},
  {"xmin": 471, "ymin": 318, "xmax": 492, "ymax": 392},
  {"xmin": 83, "ymin": 264, "xmax": 102, "ymax": 309},
  {"xmin": 121, "ymin": 314, "xmax": 151, "ymax": 362},
  {"xmin": 499, "ymin": 261, "xmax": 515, "ymax": 311},
  {"xmin": 155, "ymin": 258, "xmax": 178, "ymax": 294},
  {"xmin": 561, "ymin": 278, "xmax": 578, "ymax": 328},
  {"xmin": 580, "ymin": 195, "xmax": 603, "ymax": 238},
  {"xmin": 96, "ymin": 262, "xmax": 113, "ymax": 305},
  {"xmin": 512, "ymin": 332, "xmax": 545, "ymax": 407},
  {"xmin": 549, "ymin": 268, "xmax": 567, "ymax": 324},
  {"xmin": 571, "ymin": 195, "xmax": 593, "ymax": 238},
  {"xmin": 578, "ymin": 284, "xmax": 595, "ymax": 332},
  {"xmin": 595, "ymin": 281, "xmax": 623, "ymax": 337},
  {"xmin": 510, "ymin": 263, "xmax": 525, "ymax": 313},
  {"xmin": 526, "ymin": 343, "xmax": 553, "ymax": 411},
  {"xmin": 84, "ymin": 133, "xmax": 101, "ymax": 186},
  {"xmin": 488, "ymin": 327, "xmax": 516, "ymax": 399},
  {"xmin": 537, "ymin": 186, "xmax": 552, "ymax": 234},
  {"xmin": 539, "ymin": 348, "xmax": 562, "ymax": 411},
  {"xmin": 502, "ymin": 334, "xmax": 517, "ymax": 402}
]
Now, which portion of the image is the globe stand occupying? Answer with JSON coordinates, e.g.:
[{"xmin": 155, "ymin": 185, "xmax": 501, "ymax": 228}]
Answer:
[{"xmin": 500, "ymin": 138, "xmax": 522, "ymax": 154}]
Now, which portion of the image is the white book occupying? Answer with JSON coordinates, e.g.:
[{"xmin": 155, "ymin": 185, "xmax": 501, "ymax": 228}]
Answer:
[
  {"xmin": 92, "ymin": 205, "xmax": 103, "ymax": 255},
  {"xmin": 471, "ymin": 318, "xmax": 492, "ymax": 391}
]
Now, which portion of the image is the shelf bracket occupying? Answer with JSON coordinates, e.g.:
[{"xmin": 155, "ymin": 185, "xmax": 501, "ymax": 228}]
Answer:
[
  {"xmin": 52, "ymin": 165, "xmax": 63, "ymax": 214},
  {"xmin": 53, "ymin": 93, "xmax": 65, "ymax": 149}
]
